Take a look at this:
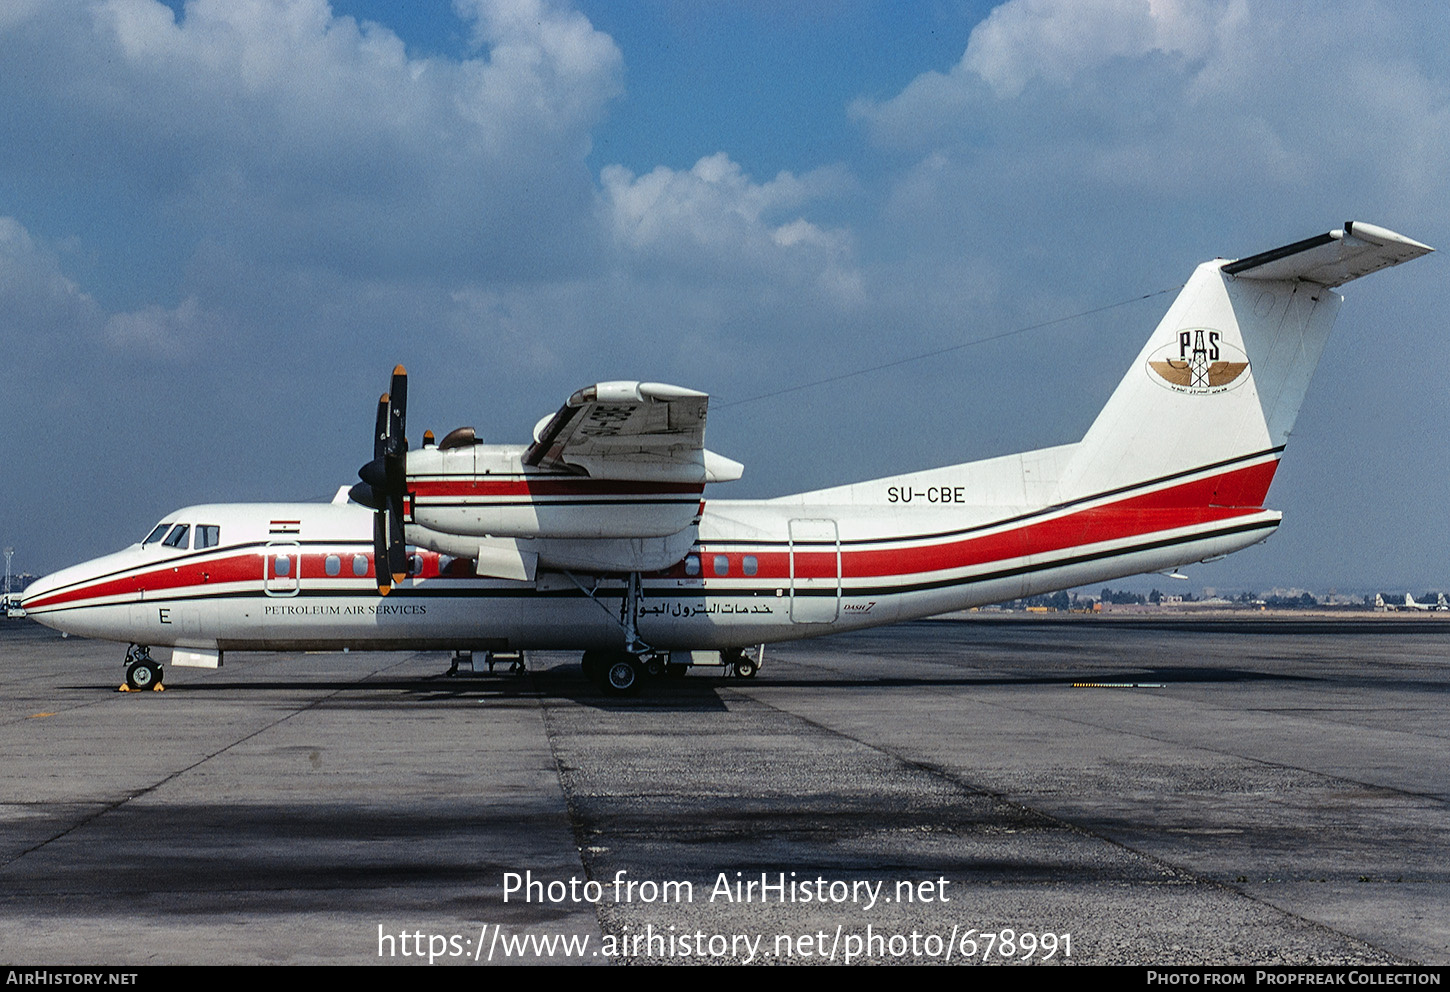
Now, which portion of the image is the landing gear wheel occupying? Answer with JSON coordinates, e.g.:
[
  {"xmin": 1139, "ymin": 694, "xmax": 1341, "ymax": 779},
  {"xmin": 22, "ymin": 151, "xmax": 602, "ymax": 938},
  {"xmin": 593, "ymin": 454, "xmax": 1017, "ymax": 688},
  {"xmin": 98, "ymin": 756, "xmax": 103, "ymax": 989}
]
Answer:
[
  {"xmin": 644, "ymin": 656, "xmax": 666, "ymax": 678},
  {"xmin": 603, "ymin": 655, "xmax": 642, "ymax": 695},
  {"xmin": 126, "ymin": 661, "xmax": 162, "ymax": 691},
  {"xmin": 733, "ymin": 658, "xmax": 758, "ymax": 679}
]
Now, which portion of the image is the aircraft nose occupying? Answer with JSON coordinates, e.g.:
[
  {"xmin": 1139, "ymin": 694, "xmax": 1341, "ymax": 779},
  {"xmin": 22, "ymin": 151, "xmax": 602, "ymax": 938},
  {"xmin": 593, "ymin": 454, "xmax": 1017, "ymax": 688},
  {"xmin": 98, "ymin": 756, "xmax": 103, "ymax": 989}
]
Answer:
[
  {"xmin": 17, "ymin": 570, "xmax": 60, "ymax": 611},
  {"xmin": 16, "ymin": 556, "xmax": 107, "ymax": 613}
]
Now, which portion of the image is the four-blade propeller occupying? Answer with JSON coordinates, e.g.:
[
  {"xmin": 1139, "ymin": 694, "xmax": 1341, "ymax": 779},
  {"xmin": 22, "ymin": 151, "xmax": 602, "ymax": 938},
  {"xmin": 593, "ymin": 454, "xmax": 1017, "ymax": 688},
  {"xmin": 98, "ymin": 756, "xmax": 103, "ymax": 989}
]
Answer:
[{"xmin": 350, "ymin": 365, "xmax": 409, "ymax": 594}]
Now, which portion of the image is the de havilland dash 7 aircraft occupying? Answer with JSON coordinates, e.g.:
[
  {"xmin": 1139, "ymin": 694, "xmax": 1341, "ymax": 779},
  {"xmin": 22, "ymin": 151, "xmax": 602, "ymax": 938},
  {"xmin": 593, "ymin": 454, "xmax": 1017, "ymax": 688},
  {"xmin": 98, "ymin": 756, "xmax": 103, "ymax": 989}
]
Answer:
[{"xmin": 21, "ymin": 222, "xmax": 1434, "ymax": 693}]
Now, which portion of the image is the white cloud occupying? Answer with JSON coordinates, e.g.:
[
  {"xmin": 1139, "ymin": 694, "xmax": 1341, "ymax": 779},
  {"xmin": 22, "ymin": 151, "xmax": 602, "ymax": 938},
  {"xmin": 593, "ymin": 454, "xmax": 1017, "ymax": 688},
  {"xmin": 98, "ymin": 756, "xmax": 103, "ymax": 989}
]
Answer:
[
  {"xmin": 0, "ymin": 218, "xmax": 108, "ymax": 390},
  {"xmin": 0, "ymin": 216, "xmax": 220, "ymax": 364},
  {"xmin": 962, "ymin": 0, "xmax": 1234, "ymax": 98},
  {"xmin": 852, "ymin": 1, "xmax": 1450, "ymax": 227},
  {"xmin": 455, "ymin": 0, "xmax": 623, "ymax": 134},
  {"xmin": 103, "ymin": 296, "xmax": 220, "ymax": 359},
  {"xmin": 600, "ymin": 153, "xmax": 856, "ymax": 286},
  {"xmin": 0, "ymin": 218, "xmax": 96, "ymax": 329},
  {"xmin": 0, "ymin": 0, "xmax": 623, "ymax": 281}
]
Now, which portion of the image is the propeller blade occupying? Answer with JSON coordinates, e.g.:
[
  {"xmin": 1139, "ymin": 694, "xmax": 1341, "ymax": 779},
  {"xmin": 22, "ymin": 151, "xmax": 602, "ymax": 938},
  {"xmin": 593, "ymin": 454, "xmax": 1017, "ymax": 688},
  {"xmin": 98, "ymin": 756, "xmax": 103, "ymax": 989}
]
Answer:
[
  {"xmin": 387, "ymin": 495, "xmax": 408, "ymax": 585},
  {"xmin": 357, "ymin": 457, "xmax": 388, "ymax": 491},
  {"xmin": 373, "ymin": 511, "xmax": 391, "ymax": 595},
  {"xmin": 373, "ymin": 393, "xmax": 390, "ymax": 461},
  {"xmin": 389, "ymin": 365, "xmax": 407, "ymax": 454},
  {"xmin": 349, "ymin": 482, "xmax": 381, "ymax": 510}
]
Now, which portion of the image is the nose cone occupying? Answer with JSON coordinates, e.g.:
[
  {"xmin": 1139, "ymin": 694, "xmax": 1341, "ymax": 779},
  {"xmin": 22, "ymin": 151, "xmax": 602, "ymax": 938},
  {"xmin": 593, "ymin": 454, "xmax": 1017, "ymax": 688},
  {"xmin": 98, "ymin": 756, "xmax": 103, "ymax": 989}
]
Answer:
[
  {"xmin": 17, "ymin": 568, "xmax": 71, "ymax": 631},
  {"xmin": 18, "ymin": 567, "xmax": 68, "ymax": 612},
  {"xmin": 19, "ymin": 547, "xmax": 153, "ymax": 642},
  {"xmin": 19, "ymin": 548, "xmax": 140, "ymax": 615}
]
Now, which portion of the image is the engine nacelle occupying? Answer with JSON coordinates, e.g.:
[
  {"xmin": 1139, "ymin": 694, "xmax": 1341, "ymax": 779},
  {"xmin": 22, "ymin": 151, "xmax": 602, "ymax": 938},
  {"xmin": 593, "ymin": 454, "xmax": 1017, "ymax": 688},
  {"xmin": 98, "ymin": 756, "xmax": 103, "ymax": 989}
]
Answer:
[
  {"xmin": 405, "ymin": 442, "xmax": 705, "ymax": 541},
  {"xmin": 405, "ymin": 522, "xmax": 698, "ymax": 578}
]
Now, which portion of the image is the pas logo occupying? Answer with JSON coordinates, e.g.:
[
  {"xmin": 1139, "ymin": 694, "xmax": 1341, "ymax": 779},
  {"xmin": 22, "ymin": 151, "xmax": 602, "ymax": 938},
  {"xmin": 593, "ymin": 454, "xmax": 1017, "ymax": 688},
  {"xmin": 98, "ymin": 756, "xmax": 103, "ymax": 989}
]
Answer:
[{"xmin": 1147, "ymin": 328, "xmax": 1249, "ymax": 393}]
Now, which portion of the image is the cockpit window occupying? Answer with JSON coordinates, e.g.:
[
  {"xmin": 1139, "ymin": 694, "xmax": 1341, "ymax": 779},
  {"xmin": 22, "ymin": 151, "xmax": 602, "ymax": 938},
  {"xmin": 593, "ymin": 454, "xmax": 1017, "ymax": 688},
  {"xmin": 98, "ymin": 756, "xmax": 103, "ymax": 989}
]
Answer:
[
  {"xmin": 161, "ymin": 524, "xmax": 190, "ymax": 549},
  {"xmin": 195, "ymin": 525, "xmax": 220, "ymax": 549},
  {"xmin": 142, "ymin": 523, "xmax": 171, "ymax": 546}
]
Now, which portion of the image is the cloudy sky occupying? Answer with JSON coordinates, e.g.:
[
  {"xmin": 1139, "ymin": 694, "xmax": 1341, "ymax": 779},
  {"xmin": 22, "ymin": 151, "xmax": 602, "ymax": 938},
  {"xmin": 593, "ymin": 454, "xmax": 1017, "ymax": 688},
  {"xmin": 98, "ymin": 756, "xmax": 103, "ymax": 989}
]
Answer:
[{"xmin": 1, "ymin": 0, "xmax": 1445, "ymax": 593}]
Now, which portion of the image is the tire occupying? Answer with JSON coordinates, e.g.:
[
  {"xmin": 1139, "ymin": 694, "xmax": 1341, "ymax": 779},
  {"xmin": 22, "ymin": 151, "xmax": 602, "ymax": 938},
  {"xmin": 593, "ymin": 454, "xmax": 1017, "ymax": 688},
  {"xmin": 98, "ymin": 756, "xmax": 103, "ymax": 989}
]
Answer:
[
  {"xmin": 603, "ymin": 655, "xmax": 642, "ymax": 695},
  {"xmin": 126, "ymin": 661, "xmax": 161, "ymax": 691},
  {"xmin": 734, "ymin": 658, "xmax": 758, "ymax": 679},
  {"xmin": 644, "ymin": 656, "xmax": 666, "ymax": 678}
]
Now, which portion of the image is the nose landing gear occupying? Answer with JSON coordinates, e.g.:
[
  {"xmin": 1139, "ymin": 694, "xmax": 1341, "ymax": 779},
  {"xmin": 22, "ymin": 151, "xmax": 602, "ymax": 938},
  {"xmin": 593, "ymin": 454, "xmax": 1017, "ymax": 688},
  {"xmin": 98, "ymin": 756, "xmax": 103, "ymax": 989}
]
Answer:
[{"xmin": 121, "ymin": 645, "xmax": 164, "ymax": 692}]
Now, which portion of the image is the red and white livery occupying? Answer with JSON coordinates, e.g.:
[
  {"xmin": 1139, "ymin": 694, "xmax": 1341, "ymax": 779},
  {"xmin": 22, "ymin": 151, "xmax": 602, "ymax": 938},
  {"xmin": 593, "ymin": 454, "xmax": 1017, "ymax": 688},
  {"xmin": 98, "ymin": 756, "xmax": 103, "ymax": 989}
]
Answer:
[{"xmin": 21, "ymin": 222, "xmax": 1434, "ymax": 692}]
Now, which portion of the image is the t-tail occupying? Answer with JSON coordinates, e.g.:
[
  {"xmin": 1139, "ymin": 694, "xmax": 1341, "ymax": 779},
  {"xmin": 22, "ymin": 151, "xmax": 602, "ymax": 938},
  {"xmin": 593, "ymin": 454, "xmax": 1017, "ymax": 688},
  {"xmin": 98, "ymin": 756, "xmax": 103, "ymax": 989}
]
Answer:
[{"xmin": 1061, "ymin": 222, "xmax": 1433, "ymax": 515}]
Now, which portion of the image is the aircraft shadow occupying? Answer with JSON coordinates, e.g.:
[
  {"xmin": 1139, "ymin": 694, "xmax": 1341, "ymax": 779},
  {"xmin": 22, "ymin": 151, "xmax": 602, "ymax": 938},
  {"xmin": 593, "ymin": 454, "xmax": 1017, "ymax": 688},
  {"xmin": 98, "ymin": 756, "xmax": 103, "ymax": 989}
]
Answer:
[
  {"xmin": 59, "ymin": 670, "xmax": 738, "ymax": 712},
  {"xmin": 58, "ymin": 663, "xmax": 1314, "ymax": 716}
]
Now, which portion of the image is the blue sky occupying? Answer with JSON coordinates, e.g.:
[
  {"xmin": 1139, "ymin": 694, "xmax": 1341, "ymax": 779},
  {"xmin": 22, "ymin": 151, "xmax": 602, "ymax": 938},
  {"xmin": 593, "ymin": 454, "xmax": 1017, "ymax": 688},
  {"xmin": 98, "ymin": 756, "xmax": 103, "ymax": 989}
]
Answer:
[{"xmin": 1, "ymin": 0, "xmax": 1446, "ymax": 592}]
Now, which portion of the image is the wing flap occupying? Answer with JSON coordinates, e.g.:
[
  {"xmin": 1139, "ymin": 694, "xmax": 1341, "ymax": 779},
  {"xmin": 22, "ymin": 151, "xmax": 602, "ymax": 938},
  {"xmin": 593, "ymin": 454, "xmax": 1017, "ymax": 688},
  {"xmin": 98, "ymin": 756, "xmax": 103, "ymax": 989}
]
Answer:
[{"xmin": 523, "ymin": 380, "xmax": 740, "ymax": 483}]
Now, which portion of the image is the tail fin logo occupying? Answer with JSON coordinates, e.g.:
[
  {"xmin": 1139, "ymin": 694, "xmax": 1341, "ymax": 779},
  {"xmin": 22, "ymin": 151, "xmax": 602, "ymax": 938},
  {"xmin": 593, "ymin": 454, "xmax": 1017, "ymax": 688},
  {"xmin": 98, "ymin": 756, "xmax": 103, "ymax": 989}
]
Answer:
[{"xmin": 1147, "ymin": 328, "xmax": 1249, "ymax": 394}]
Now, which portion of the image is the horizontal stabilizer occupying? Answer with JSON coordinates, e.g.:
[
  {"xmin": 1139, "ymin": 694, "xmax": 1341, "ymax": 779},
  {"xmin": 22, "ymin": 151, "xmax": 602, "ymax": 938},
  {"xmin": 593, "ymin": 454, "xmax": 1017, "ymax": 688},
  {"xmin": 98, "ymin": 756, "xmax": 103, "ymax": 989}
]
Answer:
[{"xmin": 1222, "ymin": 221, "xmax": 1432, "ymax": 287}]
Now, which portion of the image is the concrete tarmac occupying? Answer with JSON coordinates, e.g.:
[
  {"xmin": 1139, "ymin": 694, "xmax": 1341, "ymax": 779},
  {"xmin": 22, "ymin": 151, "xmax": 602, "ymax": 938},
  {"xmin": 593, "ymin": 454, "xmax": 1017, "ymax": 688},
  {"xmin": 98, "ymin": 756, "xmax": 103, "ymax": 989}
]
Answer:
[{"xmin": 0, "ymin": 616, "xmax": 1446, "ymax": 966}]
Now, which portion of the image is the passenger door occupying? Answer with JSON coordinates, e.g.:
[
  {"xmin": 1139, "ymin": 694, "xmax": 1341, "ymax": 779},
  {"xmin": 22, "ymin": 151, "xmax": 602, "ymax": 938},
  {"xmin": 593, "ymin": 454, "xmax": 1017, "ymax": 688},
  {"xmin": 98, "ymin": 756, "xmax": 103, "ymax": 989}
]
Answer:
[{"xmin": 788, "ymin": 518, "xmax": 839, "ymax": 624}]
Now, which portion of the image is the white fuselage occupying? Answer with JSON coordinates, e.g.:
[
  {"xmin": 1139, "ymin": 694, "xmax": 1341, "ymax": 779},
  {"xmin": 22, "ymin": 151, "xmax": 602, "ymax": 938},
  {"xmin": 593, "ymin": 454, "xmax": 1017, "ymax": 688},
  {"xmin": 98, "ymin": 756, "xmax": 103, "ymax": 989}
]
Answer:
[{"xmin": 20, "ymin": 444, "xmax": 1281, "ymax": 656}]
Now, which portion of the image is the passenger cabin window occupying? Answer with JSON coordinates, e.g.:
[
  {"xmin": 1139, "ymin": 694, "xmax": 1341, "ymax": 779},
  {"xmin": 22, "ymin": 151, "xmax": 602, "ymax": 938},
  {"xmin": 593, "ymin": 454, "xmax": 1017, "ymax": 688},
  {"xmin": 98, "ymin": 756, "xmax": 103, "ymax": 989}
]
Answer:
[
  {"xmin": 273, "ymin": 554, "xmax": 290, "ymax": 577},
  {"xmin": 162, "ymin": 524, "xmax": 190, "ymax": 549},
  {"xmin": 352, "ymin": 554, "xmax": 368, "ymax": 577},
  {"xmin": 713, "ymin": 555, "xmax": 729, "ymax": 577},
  {"xmin": 195, "ymin": 525, "xmax": 220, "ymax": 549},
  {"xmin": 684, "ymin": 555, "xmax": 700, "ymax": 577},
  {"xmin": 324, "ymin": 554, "xmax": 342, "ymax": 577},
  {"xmin": 143, "ymin": 523, "xmax": 171, "ymax": 546},
  {"xmin": 743, "ymin": 555, "xmax": 759, "ymax": 577}
]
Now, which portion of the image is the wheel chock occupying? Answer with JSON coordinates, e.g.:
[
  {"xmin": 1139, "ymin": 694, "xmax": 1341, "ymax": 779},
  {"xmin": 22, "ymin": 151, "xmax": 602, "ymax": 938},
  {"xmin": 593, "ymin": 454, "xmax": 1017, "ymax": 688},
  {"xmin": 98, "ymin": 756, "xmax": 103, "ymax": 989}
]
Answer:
[
  {"xmin": 118, "ymin": 683, "xmax": 133, "ymax": 692},
  {"xmin": 152, "ymin": 683, "xmax": 165, "ymax": 692}
]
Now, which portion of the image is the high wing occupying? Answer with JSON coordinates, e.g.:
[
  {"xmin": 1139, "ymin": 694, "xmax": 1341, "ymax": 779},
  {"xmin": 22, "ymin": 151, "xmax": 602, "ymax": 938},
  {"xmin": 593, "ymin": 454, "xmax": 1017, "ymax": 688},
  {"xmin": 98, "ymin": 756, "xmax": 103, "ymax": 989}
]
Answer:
[{"xmin": 524, "ymin": 381, "xmax": 743, "ymax": 484}]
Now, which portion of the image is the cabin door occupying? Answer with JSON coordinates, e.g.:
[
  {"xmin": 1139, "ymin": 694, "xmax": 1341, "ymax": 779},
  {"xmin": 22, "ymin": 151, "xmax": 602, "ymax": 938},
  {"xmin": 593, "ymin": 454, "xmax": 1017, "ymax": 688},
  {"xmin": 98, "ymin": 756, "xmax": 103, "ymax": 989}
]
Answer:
[{"xmin": 788, "ymin": 518, "xmax": 840, "ymax": 624}]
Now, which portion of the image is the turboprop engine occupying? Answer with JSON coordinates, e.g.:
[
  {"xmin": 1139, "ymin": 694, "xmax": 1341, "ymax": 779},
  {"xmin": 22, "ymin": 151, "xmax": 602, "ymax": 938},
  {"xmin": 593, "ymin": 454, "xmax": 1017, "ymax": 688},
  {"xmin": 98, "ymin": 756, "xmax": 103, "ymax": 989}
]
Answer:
[{"xmin": 351, "ymin": 370, "xmax": 742, "ymax": 586}]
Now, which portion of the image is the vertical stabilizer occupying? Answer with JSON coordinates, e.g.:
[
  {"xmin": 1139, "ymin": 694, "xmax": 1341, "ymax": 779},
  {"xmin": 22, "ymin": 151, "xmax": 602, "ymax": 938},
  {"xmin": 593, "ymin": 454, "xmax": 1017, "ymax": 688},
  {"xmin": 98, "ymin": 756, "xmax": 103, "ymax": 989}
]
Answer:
[{"xmin": 1060, "ymin": 223, "xmax": 1431, "ymax": 508}]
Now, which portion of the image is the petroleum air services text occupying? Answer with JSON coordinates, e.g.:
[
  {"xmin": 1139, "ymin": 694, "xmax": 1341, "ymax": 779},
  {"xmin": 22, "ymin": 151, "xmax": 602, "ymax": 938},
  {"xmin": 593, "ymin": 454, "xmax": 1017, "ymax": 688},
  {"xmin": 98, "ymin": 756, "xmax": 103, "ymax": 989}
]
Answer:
[
  {"xmin": 262, "ymin": 603, "xmax": 426, "ymax": 615},
  {"xmin": 503, "ymin": 871, "xmax": 951, "ymax": 910}
]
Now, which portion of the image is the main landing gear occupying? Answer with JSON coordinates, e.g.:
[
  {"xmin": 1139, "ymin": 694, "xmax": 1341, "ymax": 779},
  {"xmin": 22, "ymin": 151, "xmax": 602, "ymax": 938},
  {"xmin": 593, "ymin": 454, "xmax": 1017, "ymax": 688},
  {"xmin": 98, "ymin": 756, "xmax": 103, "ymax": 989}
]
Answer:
[
  {"xmin": 121, "ymin": 645, "xmax": 164, "ymax": 692},
  {"xmin": 581, "ymin": 646, "xmax": 760, "ymax": 695},
  {"xmin": 722, "ymin": 647, "xmax": 758, "ymax": 679},
  {"xmin": 580, "ymin": 650, "xmax": 684, "ymax": 695},
  {"xmin": 581, "ymin": 650, "xmax": 644, "ymax": 695}
]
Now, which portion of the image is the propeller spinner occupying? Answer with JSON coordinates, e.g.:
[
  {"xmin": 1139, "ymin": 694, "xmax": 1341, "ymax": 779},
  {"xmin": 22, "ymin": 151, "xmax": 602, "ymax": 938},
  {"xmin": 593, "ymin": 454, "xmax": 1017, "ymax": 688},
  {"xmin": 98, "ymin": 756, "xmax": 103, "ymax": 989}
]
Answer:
[{"xmin": 350, "ymin": 365, "xmax": 410, "ymax": 594}]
